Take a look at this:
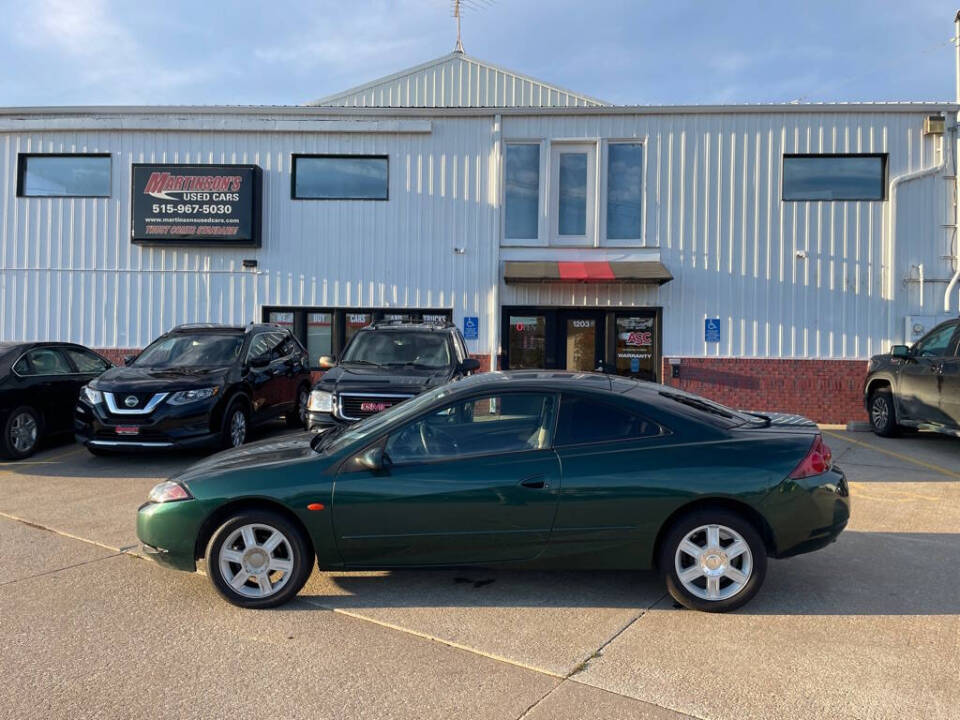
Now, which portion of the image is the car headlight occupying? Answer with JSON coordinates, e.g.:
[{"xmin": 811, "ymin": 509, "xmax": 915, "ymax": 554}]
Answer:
[
  {"xmin": 308, "ymin": 390, "xmax": 334, "ymax": 413},
  {"xmin": 81, "ymin": 385, "xmax": 103, "ymax": 404},
  {"xmin": 167, "ymin": 387, "xmax": 219, "ymax": 405},
  {"xmin": 147, "ymin": 481, "xmax": 193, "ymax": 504}
]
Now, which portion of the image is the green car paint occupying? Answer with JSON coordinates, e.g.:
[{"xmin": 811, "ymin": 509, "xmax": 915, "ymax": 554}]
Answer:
[{"xmin": 137, "ymin": 373, "xmax": 850, "ymax": 577}]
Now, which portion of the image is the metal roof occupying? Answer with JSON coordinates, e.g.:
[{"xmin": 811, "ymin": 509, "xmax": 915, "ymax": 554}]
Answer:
[{"xmin": 306, "ymin": 51, "xmax": 609, "ymax": 108}]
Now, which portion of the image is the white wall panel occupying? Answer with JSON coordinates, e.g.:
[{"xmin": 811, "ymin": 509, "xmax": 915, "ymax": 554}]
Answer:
[{"xmin": 502, "ymin": 111, "xmax": 954, "ymax": 359}]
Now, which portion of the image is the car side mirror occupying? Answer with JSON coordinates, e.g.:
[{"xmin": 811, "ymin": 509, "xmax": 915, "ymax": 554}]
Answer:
[
  {"xmin": 249, "ymin": 355, "xmax": 271, "ymax": 369},
  {"xmin": 459, "ymin": 358, "xmax": 481, "ymax": 374},
  {"xmin": 123, "ymin": 354, "xmax": 137, "ymax": 366},
  {"xmin": 890, "ymin": 344, "xmax": 910, "ymax": 358},
  {"xmin": 318, "ymin": 355, "xmax": 337, "ymax": 370},
  {"xmin": 355, "ymin": 446, "xmax": 389, "ymax": 472}
]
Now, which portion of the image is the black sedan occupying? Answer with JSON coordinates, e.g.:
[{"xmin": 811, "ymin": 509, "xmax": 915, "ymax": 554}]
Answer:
[
  {"xmin": 0, "ymin": 342, "xmax": 112, "ymax": 459},
  {"xmin": 75, "ymin": 323, "xmax": 312, "ymax": 454}
]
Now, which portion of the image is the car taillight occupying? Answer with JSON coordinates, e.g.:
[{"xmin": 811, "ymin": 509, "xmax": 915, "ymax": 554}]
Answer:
[{"xmin": 789, "ymin": 435, "xmax": 832, "ymax": 479}]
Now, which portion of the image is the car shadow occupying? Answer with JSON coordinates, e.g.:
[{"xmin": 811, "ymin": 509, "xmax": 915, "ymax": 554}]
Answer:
[
  {"xmin": 6, "ymin": 422, "xmax": 304, "ymax": 479},
  {"xmin": 294, "ymin": 531, "xmax": 959, "ymax": 616},
  {"xmin": 828, "ymin": 431, "xmax": 960, "ymax": 483}
]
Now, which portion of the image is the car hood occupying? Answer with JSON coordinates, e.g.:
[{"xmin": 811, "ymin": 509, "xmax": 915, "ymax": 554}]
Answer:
[
  {"xmin": 93, "ymin": 365, "xmax": 231, "ymax": 393},
  {"xmin": 172, "ymin": 433, "xmax": 318, "ymax": 485},
  {"xmin": 317, "ymin": 364, "xmax": 452, "ymax": 394}
]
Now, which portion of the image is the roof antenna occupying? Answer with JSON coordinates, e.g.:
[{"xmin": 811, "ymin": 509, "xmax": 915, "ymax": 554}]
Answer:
[{"xmin": 453, "ymin": 0, "xmax": 464, "ymax": 53}]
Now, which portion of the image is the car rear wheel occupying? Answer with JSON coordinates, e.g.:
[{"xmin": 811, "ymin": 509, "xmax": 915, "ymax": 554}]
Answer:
[
  {"xmin": 1, "ymin": 406, "xmax": 42, "ymax": 460},
  {"xmin": 286, "ymin": 385, "xmax": 309, "ymax": 429},
  {"xmin": 660, "ymin": 509, "xmax": 767, "ymax": 613},
  {"xmin": 204, "ymin": 510, "xmax": 312, "ymax": 608},
  {"xmin": 220, "ymin": 399, "xmax": 249, "ymax": 450},
  {"xmin": 869, "ymin": 388, "xmax": 899, "ymax": 437}
]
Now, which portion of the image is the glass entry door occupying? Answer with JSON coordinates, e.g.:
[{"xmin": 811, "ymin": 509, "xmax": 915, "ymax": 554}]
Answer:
[{"xmin": 561, "ymin": 312, "xmax": 604, "ymax": 371}]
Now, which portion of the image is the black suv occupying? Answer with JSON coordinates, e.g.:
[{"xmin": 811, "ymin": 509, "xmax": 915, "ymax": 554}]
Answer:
[
  {"xmin": 305, "ymin": 320, "xmax": 479, "ymax": 430},
  {"xmin": 864, "ymin": 318, "xmax": 960, "ymax": 437},
  {"xmin": 75, "ymin": 323, "xmax": 312, "ymax": 454}
]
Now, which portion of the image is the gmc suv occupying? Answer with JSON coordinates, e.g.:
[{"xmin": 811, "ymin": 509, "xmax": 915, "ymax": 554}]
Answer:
[{"xmin": 305, "ymin": 320, "xmax": 479, "ymax": 430}]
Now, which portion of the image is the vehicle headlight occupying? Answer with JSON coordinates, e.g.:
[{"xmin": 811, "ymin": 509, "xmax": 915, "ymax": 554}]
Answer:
[
  {"xmin": 147, "ymin": 481, "xmax": 193, "ymax": 504},
  {"xmin": 167, "ymin": 387, "xmax": 219, "ymax": 405},
  {"xmin": 308, "ymin": 390, "xmax": 334, "ymax": 413},
  {"xmin": 81, "ymin": 385, "xmax": 103, "ymax": 404}
]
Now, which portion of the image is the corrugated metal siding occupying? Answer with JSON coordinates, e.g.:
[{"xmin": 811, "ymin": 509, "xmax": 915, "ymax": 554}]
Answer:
[
  {"xmin": 0, "ymin": 117, "xmax": 499, "ymax": 355},
  {"xmin": 501, "ymin": 112, "xmax": 953, "ymax": 359},
  {"xmin": 313, "ymin": 53, "xmax": 607, "ymax": 109}
]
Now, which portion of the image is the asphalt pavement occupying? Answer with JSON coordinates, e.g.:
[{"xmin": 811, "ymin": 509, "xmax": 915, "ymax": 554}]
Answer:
[{"xmin": 0, "ymin": 423, "xmax": 957, "ymax": 720}]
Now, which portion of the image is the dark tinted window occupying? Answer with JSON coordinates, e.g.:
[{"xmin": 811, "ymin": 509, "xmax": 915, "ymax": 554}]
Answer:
[
  {"xmin": 18, "ymin": 155, "xmax": 111, "ymax": 197},
  {"xmin": 554, "ymin": 395, "xmax": 661, "ymax": 446},
  {"xmin": 135, "ymin": 334, "xmax": 243, "ymax": 368},
  {"xmin": 782, "ymin": 154, "xmax": 885, "ymax": 201},
  {"xmin": 22, "ymin": 349, "xmax": 73, "ymax": 375},
  {"xmin": 914, "ymin": 323, "xmax": 958, "ymax": 357},
  {"xmin": 293, "ymin": 155, "xmax": 388, "ymax": 200},
  {"xmin": 342, "ymin": 331, "xmax": 451, "ymax": 368},
  {"xmin": 64, "ymin": 348, "xmax": 110, "ymax": 373}
]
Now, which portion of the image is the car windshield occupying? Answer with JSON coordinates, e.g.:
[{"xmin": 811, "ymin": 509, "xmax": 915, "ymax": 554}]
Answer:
[
  {"xmin": 133, "ymin": 334, "xmax": 243, "ymax": 368},
  {"xmin": 312, "ymin": 384, "xmax": 456, "ymax": 455},
  {"xmin": 341, "ymin": 331, "xmax": 451, "ymax": 369}
]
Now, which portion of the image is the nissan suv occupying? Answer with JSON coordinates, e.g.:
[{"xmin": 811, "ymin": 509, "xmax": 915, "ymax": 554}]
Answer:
[
  {"xmin": 75, "ymin": 323, "xmax": 312, "ymax": 454},
  {"xmin": 305, "ymin": 320, "xmax": 479, "ymax": 430}
]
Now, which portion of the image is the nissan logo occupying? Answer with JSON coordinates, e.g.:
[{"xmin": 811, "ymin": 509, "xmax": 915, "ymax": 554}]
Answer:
[{"xmin": 124, "ymin": 395, "xmax": 139, "ymax": 408}]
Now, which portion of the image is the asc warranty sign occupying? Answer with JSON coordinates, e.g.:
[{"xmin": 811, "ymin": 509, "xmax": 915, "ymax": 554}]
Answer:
[{"xmin": 131, "ymin": 164, "xmax": 262, "ymax": 246}]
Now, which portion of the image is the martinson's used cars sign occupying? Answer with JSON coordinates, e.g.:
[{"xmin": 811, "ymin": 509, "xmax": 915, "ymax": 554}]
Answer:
[{"xmin": 131, "ymin": 164, "xmax": 262, "ymax": 246}]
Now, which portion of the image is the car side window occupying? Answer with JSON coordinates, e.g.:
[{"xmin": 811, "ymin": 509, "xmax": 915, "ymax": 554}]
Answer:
[
  {"xmin": 914, "ymin": 324, "xmax": 958, "ymax": 358},
  {"xmin": 246, "ymin": 332, "xmax": 283, "ymax": 362},
  {"xmin": 385, "ymin": 393, "xmax": 556, "ymax": 465},
  {"xmin": 22, "ymin": 348, "xmax": 73, "ymax": 376},
  {"xmin": 64, "ymin": 348, "xmax": 110, "ymax": 373},
  {"xmin": 12, "ymin": 356, "xmax": 30, "ymax": 375},
  {"xmin": 554, "ymin": 394, "xmax": 662, "ymax": 447}
]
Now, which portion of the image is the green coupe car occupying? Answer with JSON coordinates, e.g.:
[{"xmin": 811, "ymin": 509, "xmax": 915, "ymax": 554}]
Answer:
[{"xmin": 137, "ymin": 371, "xmax": 849, "ymax": 613}]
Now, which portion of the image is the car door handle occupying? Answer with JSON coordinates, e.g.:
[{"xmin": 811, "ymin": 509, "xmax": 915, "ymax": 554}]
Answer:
[{"xmin": 519, "ymin": 475, "xmax": 548, "ymax": 489}]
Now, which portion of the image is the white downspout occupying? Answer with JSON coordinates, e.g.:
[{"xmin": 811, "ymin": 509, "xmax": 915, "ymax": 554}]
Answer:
[
  {"xmin": 945, "ymin": 10, "xmax": 960, "ymax": 313},
  {"xmin": 886, "ymin": 152, "xmax": 947, "ymax": 344}
]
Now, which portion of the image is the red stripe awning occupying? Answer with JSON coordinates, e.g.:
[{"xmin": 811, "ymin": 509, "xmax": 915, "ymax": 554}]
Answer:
[
  {"xmin": 504, "ymin": 260, "xmax": 672, "ymax": 285},
  {"xmin": 557, "ymin": 261, "xmax": 616, "ymax": 281}
]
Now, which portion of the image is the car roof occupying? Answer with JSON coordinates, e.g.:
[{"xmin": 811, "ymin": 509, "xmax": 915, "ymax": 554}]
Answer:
[{"xmin": 451, "ymin": 370, "xmax": 652, "ymax": 395}]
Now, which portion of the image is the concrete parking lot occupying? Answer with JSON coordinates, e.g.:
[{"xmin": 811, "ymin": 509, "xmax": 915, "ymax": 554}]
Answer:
[{"xmin": 0, "ymin": 425, "xmax": 957, "ymax": 720}]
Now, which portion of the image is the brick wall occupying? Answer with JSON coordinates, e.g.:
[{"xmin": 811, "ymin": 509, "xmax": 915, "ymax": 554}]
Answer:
[{"xmin": 660, "ymin": 357, "xmax": 868, "ymax": 424}]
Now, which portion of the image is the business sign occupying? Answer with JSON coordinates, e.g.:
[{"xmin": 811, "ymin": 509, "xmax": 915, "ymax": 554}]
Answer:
[
  {"xmin": 705, "ymin": 318, "xmax": 721, "ymax": 343},
  {"xmin": 131, "ymin": 164, "xmax": 262, "ymax": 246},
  {"xmin": 463, "ymin": 316, "xmax": 479, "ymax": 340}
]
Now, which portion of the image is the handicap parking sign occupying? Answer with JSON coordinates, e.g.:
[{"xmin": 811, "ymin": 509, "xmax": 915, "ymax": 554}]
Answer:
[
  {"xmin": 704, "ymin": 318, "xmax": 721, "ymax": 343},
  {"xmin": 463, "ymin": 316, "xmax": 479, "ymax": 340}
]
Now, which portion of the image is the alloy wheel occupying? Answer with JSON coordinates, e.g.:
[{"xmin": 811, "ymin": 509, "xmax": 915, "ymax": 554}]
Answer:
[
  {"xmin": 674, "ymin": 523, "xmax": 753, "ymax": 602},
  {"xmin": 10, "ymin": 412, "xmax": 38, "ymax": 453},
  {"xmin": 217, "ymin": 523, "xmax": 295, "ymax": 599},
  {"xmin": 871, "ymin": 396, "xmax": 889, "ymax": 429},
  {"xmin": 230, "ymin": 410, "xmax": 247, "ymax": 447}
]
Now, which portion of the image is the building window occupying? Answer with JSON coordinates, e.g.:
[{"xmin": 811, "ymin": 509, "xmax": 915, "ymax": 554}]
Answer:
[
  {"xmin": 550, "ymin": 144, "xmax": 596, "ymax": 245},
  {"xmin": 292, "ymin": 155, "xmax": 389, "ymax": 200},
  {"xmin": 17, "ymin": 154, "xmax": 111, "ymax": 197},
  {"xmin": 782, "ymin": 154, "xmax": 886, "ymax": 201},
  {"xmin": 261, "ymin": 307, "xmax": 452, "ymax": 369},
  {"xmin": 606, "ymin": 143, "xmax": 643, "ymax": 240},
  {"xmin": 504, "ymin": 144, "xmax": 540, "ymax": 240}
]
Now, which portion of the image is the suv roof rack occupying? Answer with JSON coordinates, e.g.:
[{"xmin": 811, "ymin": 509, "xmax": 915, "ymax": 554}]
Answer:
[
  {"xmin": 369, "ymin": 318, "xmax": 456, "ymax": 330},
  {"xmin": 171, "ymin": 323, "xmax": 242, "ymax": 331}
]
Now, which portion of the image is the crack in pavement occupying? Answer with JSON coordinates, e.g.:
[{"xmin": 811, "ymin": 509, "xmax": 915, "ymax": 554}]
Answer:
[{"xmin": 0, "ymin": 553, "xmax": 125, "ymax": 588}]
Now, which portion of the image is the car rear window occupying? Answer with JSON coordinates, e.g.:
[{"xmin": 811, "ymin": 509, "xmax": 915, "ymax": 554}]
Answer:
[{"xmin": 657, "ymin": 389, "xmax": 761, "ymax": 427}]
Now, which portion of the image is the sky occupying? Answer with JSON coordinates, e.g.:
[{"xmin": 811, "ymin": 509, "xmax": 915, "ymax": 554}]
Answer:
[{"xmin": 0, "ymin": 0, "xmax": 958, "ymax": 107}]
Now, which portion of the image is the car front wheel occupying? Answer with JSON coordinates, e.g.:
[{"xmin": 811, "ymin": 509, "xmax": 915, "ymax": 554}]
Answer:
[
  {"xmin": 660, "ymin": 509, "xmax": 767, "ymax": 613},
  {"xmin": 204, "ymin": 510, "xmax": 312, "ymax": 608},
  {"xmin": 220, "ymin": 399, "xmax": 249, "ymax": 450},
  {"xmin": 869, "ymin": 388, "xmax": 899, "ymax": 437}
]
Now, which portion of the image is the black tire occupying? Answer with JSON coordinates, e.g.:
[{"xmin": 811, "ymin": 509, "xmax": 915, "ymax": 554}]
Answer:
[
  {"xmin": 660, "ymin": 508, "xmax": 767, "ymax": 613},
  {"xmin": 219, "ymin": 397, "xmax": 250, "ymax": 450},
  {"xmin": 204, "ymin": 510, "xmax": 313, "ymax": 609},
  {"xmin": 286, "ymin": 385, "xmax": 310, "ymax": 429},
  {"xmin": 1, "ymin": 406, "xmax": 42, "ymax": 460},
  {"xmin": 868, "ymin": 388, "xmax": 899, "ymax": 437}
]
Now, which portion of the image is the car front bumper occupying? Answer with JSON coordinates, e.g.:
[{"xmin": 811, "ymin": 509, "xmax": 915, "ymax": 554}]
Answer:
[
  {"xmin": 75, "ymin": 397, "xmax": 222, "ymax": 451},
  {"xmin": 136, "ymin": 499, "xmax": 207, "ymax": 572}
]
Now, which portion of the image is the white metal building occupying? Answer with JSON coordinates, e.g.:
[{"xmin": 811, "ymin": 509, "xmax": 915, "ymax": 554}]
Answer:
[{"xmin": 2, "ymin": 50, "xmax": 958, "ymax": 421}]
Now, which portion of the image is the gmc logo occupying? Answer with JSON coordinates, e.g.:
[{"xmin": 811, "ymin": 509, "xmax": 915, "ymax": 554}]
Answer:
[{"xmin": 360, "ymin": 401, "xmax": 392, "ymax": 412}]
